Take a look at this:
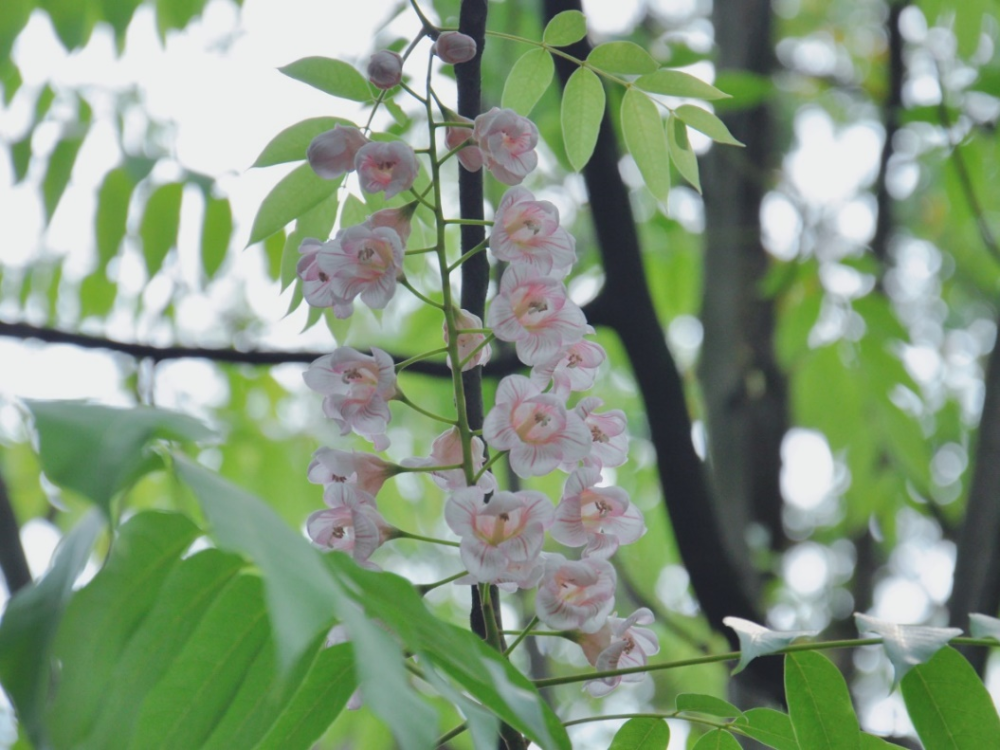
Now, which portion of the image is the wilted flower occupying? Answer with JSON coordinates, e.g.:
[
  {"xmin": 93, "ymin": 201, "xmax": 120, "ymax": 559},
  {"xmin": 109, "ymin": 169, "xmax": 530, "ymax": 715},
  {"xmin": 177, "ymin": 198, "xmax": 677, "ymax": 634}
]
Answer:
[
  {"xmin": 307, "ymin": 125, "xmax": 368, "ymax": 180},
  {"xmin": 355, "ymin": 140, "xmax": 420, "ymax": 199},
  {"xmin": 367, "ymin": 50, "xmax": 403, "ymax": 90},
  {"xmin": 433, "ymin": 31, "xmax": 477, "ymax": 64}
]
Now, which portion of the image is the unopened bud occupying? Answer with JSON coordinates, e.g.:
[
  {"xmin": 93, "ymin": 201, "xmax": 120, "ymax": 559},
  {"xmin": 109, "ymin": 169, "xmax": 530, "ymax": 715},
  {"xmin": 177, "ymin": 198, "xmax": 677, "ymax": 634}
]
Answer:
[
  {"xmin": 367, "ymin": 50, "xmax": 403, "ymax": 90},
  {"xmin": 433, "ymin": 31, "xmax": 477, "ymax": 65}
]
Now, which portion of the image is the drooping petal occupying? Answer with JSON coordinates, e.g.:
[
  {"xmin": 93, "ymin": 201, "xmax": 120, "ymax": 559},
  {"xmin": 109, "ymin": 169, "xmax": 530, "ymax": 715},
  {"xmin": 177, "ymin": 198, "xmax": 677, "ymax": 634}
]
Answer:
[{"xmin": 854, "ymin": 613, "xmax": 962, "ymax": 681}]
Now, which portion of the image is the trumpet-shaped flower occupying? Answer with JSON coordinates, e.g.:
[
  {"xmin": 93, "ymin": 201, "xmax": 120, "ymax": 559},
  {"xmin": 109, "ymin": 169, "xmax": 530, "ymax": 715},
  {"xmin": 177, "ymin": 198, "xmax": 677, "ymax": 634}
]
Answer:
[
  {"xmin": 552, "ymin": 466, "xmax": 645, "ymax": 558},
  {"xmin": 304, "ymin": 347, "xmax": 396, "ymax": 450},
  {"xmin": 583, "ymin": 608, "xmax": 660, "ymax": 697},
  {"xmin": 445, "ymin": 487, "xmax": 553, "ymax": 586},
  {"xmin": 483, "ymin": 375, "xmax": 591, "ymax": 477},
  {"xmin": 445, "ymin": 308, "xmax": 492, "ymax": 371},
  {"xmin": 315, "ymin": 224, "xmax": 404, "ymax": 313},
  {"xmin": 535, "ymin": 554, "xmax": 616, "ymax": 633},
  {"xmin": 307, "ymin": 446, "xmax": 395, "ymax": 496},
  {"xmin": 355, "ymin": 140, "xmax": 419, "ymax": 200},
  {"xmin": 473, "ymin": 108, "xmax": 539, "ymax": 185},
  {"xmin": 573, "ymin": 397, "xmax": 629, "ymax": 470},
  {"xmin": 530, "ymin": 333, "xmax": 607, "ymax": 399},
  {"xmin": 487, "ymin": 265, "xmax": 587, "ymax": 366},
  {"xmin": 490, "ymin": 187, "xmax": 576, "ymax": 277},
  {"xmin": 296, "ymin": 238, "xmax": 353, "ymax": 316},
  {"xmin": 400, "ymin": 427, "xmax": 497, "ymax": 493},
  {"xmin": 307, "ymin": 125, "xmax": 368, "ymax": 180},
  {"xmin": 306, "ymin": 487, "xmax": 391, "ymax": 568}
]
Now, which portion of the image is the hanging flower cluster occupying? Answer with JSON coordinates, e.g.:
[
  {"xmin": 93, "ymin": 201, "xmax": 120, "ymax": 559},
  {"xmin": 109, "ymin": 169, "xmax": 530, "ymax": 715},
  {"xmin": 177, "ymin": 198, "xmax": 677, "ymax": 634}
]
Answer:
[{"xmin": 295, "ymin": 34, "xmax": 654, "ymax": 699}]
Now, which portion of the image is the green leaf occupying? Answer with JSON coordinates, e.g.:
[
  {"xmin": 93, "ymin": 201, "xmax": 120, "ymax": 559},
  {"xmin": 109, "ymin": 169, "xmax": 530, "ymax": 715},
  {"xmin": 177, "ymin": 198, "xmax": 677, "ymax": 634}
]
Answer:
[
  {"xmin": 635, "ymin": 69, "xmax": 730, "ymax": 100},
  {"xmin": 621, "ymin": 88, "xmax": 671, "ymax": 200},
  {"xmin": 608, "ymin": 717, "xmax": 670, "ymax": 749},
  {"xmin": 860, "ymin": 734, "xmax": 907, "ymax": 749},
  {"xmin": 95, "ymin": 167, "xmax": 135, "ymax": 271},
  {"xmin": 713, "ymin": 70, "xmax": 773, "ymax": 112},
  {"xmin": 279, "ymin": 56, "xmax": 372, "ymax": 102},
  {"xmin": 0, "ymin": 0, "xmax": 32, "ymax": 63},
  {"xmin": 501, "ymin": 48, "xmax": 554, "ymax": 117},
  {"xmin": 691, "ymin": 729, "xmax": 742, "ymax": 750},
  {"xmin": 139, "ymin": 182, "xmax": 183, "ymax": 277},
  {"xmin": 47, "ymin": 512, "xmax": 201, "ymax": 749},
  {"xmin": 901, "ymin": 647, "xmax": 1000, "ymax": 749},
  {"xmin": 855, "ymin": 613, "xmax": 962, "ymax": 681},
  {"xmin": 666, "ymin": 113, "xmax": 700, "ymax": 193},
  {"xmin": 10, "ymin": 136, "xmax": 31, "ymax": 183},
  {"xmin": 42, "ymin": 129, "xmax": 87, "ymax": 222},
  {"xmin": 587, "ymin": 41, "xmax": 657, "ymax": 74},
  {"xmin": 724, "ymin": 617, "xmax": 817, "ymax": 674},
  {"xmin": 676, "ymin": 693, "xmax": 745, "ymax": 720},
  {"xmin": 155, "ymin": 0, "xmax": 206, "ymax": 39},
  {"xmin": 264, "ymin": 228, "xmax": 285, "ymax": 281},
  {"xmin": 251, "ymin": 116, "xmax": 352, "ymax": 168},
  {"xmin": 247, "ymin": 164, "xmax": 341, "ymax": 246},
  {"xmin": 200, "ymin": 195, "xmax": 233, "ymax": 279},
  {"xmin": 78, "ymin": 270, "xmax": 116, "ymax": 318},
  {"xmin": 675, "ymin": 104, "xmax": 743, "ymax": 146},
  {"xmin": 735, "ymin": 708, "xmax": 800, "ymax": 750},
  {"xmin": 0, "ymin": 510, "xmax": 103, "ymax": 749},
  {"xmin": 542, "ymin": 9, "xmax": 587, "ymax": 46},
  {"xmin": 561, "ymin": 67, "xmax": 605, "ymax": 172},
  {"xmin": 953, "ymin": 0, "xmax": 990, "ymax": 58},
  {"xmin": 27, "ymin": 401, "xmax": 212, "ymax": 515},
  {"xmin": 785, "ymin": 651, "xmax": 861, "ymax": 750},
  {"xmin": 99, "ymin": 0, "xmax": 142, "ymax": 46}
]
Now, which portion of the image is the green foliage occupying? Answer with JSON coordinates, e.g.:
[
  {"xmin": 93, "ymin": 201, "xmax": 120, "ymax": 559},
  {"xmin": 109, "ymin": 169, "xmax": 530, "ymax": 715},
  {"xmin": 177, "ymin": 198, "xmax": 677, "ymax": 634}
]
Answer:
[
  {"xmin": 501, "ymin": 48, "xmax": 554, "ymax": 116},
  {"xmin": 95, "ymin": 167, "xmax": 136, "ymax": 271},
  {"xmin": 247, "ymin": 164, "xmax": 342, "ymax": 246},
  {"xmin": 200, "ymin": 195, "xmax": 233, "ymax": 280},
  {"xmin": 673, "ymin": 105, "xmax": 742, "ymax": 146},
  {"xmin": 140, "ymin": 182, "xmax": 184, "ymax": 277},
  {"xmin": 734, "ymin": 708, "xmax": 800, "ymax": 750},
  {"xmin": 666, "ymin": 113, "xmax": 700, "ymax": 193},
  {"xmin": 251, "ymin": 116, "xmax": 350, "ymax": 169},
  {"xmin": 279, "ymin": 56, "xmax": 373, "ymax": 102},
  {"xmin": 691, "ymin": 730, "xmax": 741, "ymax": 750},
  {"xmin": 635, "ymin": 70, "xmax": 730, "ymax": 100},
  {"xmin": 41, "ymin": 97, "xmax": 91, "ymax": 222},
  {"xmin": 608, "ymin": 717, "xmax": 670, "ymax": 749},
  {"xmin": 621, "ymin": 88, "xmax": 671, "ymax": 200},
  {"xmin": 784, "ymin": 651, "xmax": 860, "ymax": 750},
  {"xmin": 587, "ymin": 42, "xmax": 658, "ymax": 74},
  {"xmin": 675, "ymin": 693, "xmax": 745, "ymax": 720},
  {"xmin": 560, "ymin": 67, "xmax": 605, "ymax": 171},
  {"xmin": 542, "ymin": 10, "xmax": 587, "ymax": 47}
]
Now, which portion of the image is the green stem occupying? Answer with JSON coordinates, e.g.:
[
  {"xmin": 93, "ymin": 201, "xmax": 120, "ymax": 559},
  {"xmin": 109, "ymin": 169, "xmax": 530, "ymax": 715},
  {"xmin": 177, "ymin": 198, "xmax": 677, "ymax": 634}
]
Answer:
[
  {"xmin": 395, "ymin": 391, "xmax": 457, "ymax": 425},
  {"xmin": 395, "ymin": 347, "xmax": 449, "ymax": 371},
  {"xmin": 479, "ymin": 583, "xmax": 505, "ymax": 651},
  {"xmin": 501, "ymin": 629, "xmax": 567, "ymax": 639},
  {"xmin": 458, "ymin": 333, "xmax": 495, "ymax": 370},
  {"xmin": 447, "ymin": 238, "xmax": 490, "ymax": 273},
  {"xmin": 394, "ymin": 462, "xmax": 464, "ymax": 474},
  {"xmin": 418, "ymin": 570, "xmax": 469, "ymax": 595},
  {"xmin": 405, "ymin": 246, "xmax": 440, "ymax": 255},
  {"xmin": 399, "ymin": 277, "xmax": 444, "ymax": 309},
  {"xmin": 443, "ymin": 218, "xmax": 494, "ymax": 226},
  {"xmin": 503, "ymin": 616, "xmax": 539, "ymax": 656},
  {"xmin": 436, "ymin": 722, "xmax": 468, "ymax": 747},
  {"xmin": 473, "ymin": 448, "xmax": 506, "ymax": 482},
  {"xmin": 394, "ymin": 529, "xmax": 461, "ymax": 548}
]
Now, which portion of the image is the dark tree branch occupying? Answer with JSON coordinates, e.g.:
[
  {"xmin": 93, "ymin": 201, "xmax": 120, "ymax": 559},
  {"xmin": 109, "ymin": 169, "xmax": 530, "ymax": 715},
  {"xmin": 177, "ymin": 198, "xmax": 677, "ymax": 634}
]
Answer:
[{"xmin": 0, "ymin": 466, "xmax": 32, "ymax": 596}]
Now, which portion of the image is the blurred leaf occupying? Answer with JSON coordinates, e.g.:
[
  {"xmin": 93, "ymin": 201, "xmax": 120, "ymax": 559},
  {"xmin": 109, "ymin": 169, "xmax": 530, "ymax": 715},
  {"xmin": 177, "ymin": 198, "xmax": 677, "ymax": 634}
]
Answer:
[
  {"xmin": 501, "ymin": 48, "xmax": 554, "ymax": 117},
  {"xmin": 542, "ymin": 9, "xmax": 587, "ymax": 46},
  {"xmin": 0, "ymin": 510, "xmax": 103, "ymax": 749},
  {"xmin": 0, "ymin": 0, "xmax": 33, "ymax": 62},
  {"xmin": 139, "ymin": 182, "xmax": 184, "ymax": 277},
  {"xmin": 735, "ymin": 708, "xmax": 800, "ymax": 750},
  {"xmin": 723, "ymin": 617, "xmax": 818, "ymax": 675},
  {"xmin": 785, "ymin": 652, "xmax": 860, "ymax": 750},
  {"xmin": 27, "ymin": 401, "xmax": 213, "ymax": 516},
  {"xmin": 621, "ymin": 88, "xmax": 671, "ymax": 200},
  {"xmin": 561, "ymin": 67, "xmax": 605, "ymax": 172},
  {"xmin": 676, "ymin": 693, "xmax": 745, "ymax": 720},
  {"xmin": 251, "ymin": 116, "xmax": 351, "ymax": 168},
  {"xmin": 0, "ymin": 59, "xmax": 22, "ymax": 104},
  {"xmin": 712, "ymin": 70, "xmax": 773, "ymax": 112},
  {"xmin": 95, "ymin": 167, "xmax": 136, "ymax": 271},
  {"xmin": 78, "ymin": 271, "xmax": 117, "ymax": 318},
  {"xmin": 10, "ymin": 136, "xmax": 31, "ymax": 183},
  {"xmin": 901, "ymin": 647, "xmax": 1000, "ymax": 749},
  {"xmin": 98, "ymin": 0, "xmax": 143, "ymax": 47},
  {"xmin": 155, "ymin": 0, "xmax": 206, "ymax": 39},
  {"xmin": 608, "ymin": 717, "xmax": 670, "ymax": 749},
  {"xmin": 953, "ymin": 0, "xmax": 990, "ymax": 58},
  {"xmin": 855, "ymin": 614, "xmax": 962, "ymax": 681},
  {"xmin": 636, "ymin": 69, "xmax": 729, "ymax": 100},
  {"xmin": 691, "ymin": 730, "xmax": 741, "ymax": 750},
  {"xmin": 666, "ymin": 113, "xmax": 700, "ymax": 193},
  {"xmin": 674, "ymin": 104, "xmax": 742, "ymax": 146},
  {"xmin": 200, "ymin": 195, "xmax": 233, "ymax": 280},
  {"xmin": 39, "ymin": 0, "xmax": 94, "ymax": 50},
  {"xmin": 247, "ymin": 164, "xmax": 342, "ymax": 246},
  {"xmin": 42, "ymin": 124, "xmax": 89, "ymax": 223},
  {"xmin": 279, "ymin": 56, "xmax": 372, "ymax": 102},
  {"xmin": 587, "ymin": 41, "xmax": 657, "ymax": 74},
  {"xmin": 264, "ymin": 228, "xmax": 285, "ymax": 281}
]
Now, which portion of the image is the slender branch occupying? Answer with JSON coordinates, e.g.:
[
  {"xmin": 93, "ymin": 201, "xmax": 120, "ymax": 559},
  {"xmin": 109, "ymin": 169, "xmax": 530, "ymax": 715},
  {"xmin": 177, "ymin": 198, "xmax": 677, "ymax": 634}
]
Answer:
[
  {"xmin": 0, "ymin": 465, "xmax": 31, "ymax": 596},
  {"xmin": 395, "ymin": 390, "xmax": 457, "ymax": 425},
  {"xmin": 503, "ymin": 616, "xmax": 539, "ymax": 656},
  {"xmin": 393, "ymin": 529, "xmax": 461, "ymax": 548},
  {"xmin": 418, "ymin": 570, "xmax": 469, "ymax": 594}
]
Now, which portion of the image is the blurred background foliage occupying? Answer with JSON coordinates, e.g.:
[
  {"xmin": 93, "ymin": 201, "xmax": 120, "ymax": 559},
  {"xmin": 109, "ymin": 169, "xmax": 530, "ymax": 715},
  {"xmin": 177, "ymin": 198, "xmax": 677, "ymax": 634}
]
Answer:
[{"xmin": 2, "ymin": 0, "xmax": 1000, "ymax": 746}]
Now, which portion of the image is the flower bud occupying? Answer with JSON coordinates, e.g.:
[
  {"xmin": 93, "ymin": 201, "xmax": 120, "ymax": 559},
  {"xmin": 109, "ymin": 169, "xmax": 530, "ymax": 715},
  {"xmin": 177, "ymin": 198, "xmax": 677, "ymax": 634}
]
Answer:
[
  {"xmin": 307, "ymin": 125, "xmax": 368, "ymax": 180},
  {"xmin": 367, "ymin": 50, "xmax": 402, "ymax": 90},
  {"xmin": 433, "ymin": 31, "xmax": 477, "ymax": 64}
]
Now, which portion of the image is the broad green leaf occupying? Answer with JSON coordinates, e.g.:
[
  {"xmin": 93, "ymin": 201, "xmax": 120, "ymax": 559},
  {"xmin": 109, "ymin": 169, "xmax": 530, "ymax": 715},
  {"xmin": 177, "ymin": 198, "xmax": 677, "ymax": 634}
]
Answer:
[
  {"xmin": 99, "ymin": 0, "xmax": 142, "ymax": 46},
  {"xmin": 666, "ymin": 114, "xmax": 700, "ymax": 193},
  {"xmin": 95, "ymin": 167, "xmax": 135, "ymax": 271},
  {"xmin": 281, "ymin": 193, "xmax": 338, "ymax": 291},
  {"xmin": 713, "ymin": 70, "xmax": 773, "ymax": 111},
  {"xmin": 608, "ymin": 717, "xmax": 670, "ymax": 749},
  {"xmin": 692, "ymin": 729, "xmax": 741, "ymax": 750},
  {"xmin": 860, "ymin": 734, "xmax": 906, "ymax": 749},
  {"xmin": 621, "ymin": 88, "xmax": 671, "ymax": 200},
  {"xmin": 251, "ymin": 116, "xmax": 350, "ymax": 168},
  {"xmin": 27, "ymin": 401, "xmax": 212, "ymax": 515},
  {"xmin": 264, "ymin": 229, "xmax": 285, "ymax": 280},
  {"xmin": 155, "ymin": 0, "xmax": 206, "ymax": 39},
  {"xmin": 636, "ymin": 69, "xmax": 730, "ymax": 100},
  {"xmin": 676, "ymin": 693, "xmax": 745, "ymax": 720},
  {"xmin": 42, "ymin": 131, "xmax": 87, "ymax": 222},
  {"xmin": 0, "ymin": 0, "xmax": 32, "ymax": 63},
  {"xmin": 561, "ymin": 66, "xmax": 605, "ymax": 171},
  {"xmin": 501, "ymin": 48, "xmax": 554, "ymax": 117},
  {"xmin": 901, "ymin": 647, "xmax": 1000, "ymax": 749},
  {"xmin": 587, "ymin": 41, "xmax": 657, "ymax": 74},
  {"xmin": 279, "ymin": 56, "xmax": 372, "ymax": 102},
  {"xmin": 340, "ymin": 192, "xmax": 368, "ymax": 227},
  {"xmin": 139, "ymin": 182, "xmax": 183, "ymax": 277},
  {"xmin": 855, "ymin": 613, "xmax": 962, "ymax": 681},
  {"xmin": 969, "ymin": 613, "xmax": 1000, "ymax": 640},
  {"xmin": 48, "ymin": 513, "xmax": 200, "ymax": 749},
  {"xmin": 247, "ymin": 164, "xmax": 341, "ymax": 246},
  {"xmin": 723, "ymin": 617, "xmax": 817, "ymax": 674},
  {"xmin": 200, "ymin": 195, "xmax": 233, "ymax": 279},
  {"xmin": 785, "ymin": 652, "xmax": 860, "ymax": 750},
  {"xmin": 39, "ymin": 0, "xmax": 94, "ymax": 49},
  {"xmin": 0, "ymin": 510, "xmax": 103, "ymax": 749},
  {"xmin": 0, "ymin": 59, "xmax": 22, "ymax": 104},
  {"xmin": 675, "ymin": 104, "xmax": 743, "ymax": 146},
  {"xmin": 542, "ymin": 9, "xmax": 587, "ymax": 46},
  {"xmin": 735, "ymin": 708, "xmax": 800, "ymax": 750},
  {"xmin": 78, "ymin": 270, "xmax": 116, "ymax": 318},
  {"xmin": 10, "ymin": 136, "xmax": 30, "ymax": 183},
  {"xmin": 953, "ymin": 0, "xmax": 990, "ymax": 58}
]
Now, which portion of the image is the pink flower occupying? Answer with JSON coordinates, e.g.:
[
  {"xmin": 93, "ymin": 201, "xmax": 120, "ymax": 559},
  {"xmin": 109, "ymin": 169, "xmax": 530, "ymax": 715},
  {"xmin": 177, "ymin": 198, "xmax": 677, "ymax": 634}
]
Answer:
[
  {"xmin": 444, "ymin": 115, "xmax": 483, "ymax": 173},
  {"xmin": 483, "ymin": 375, "xmax": 591, "ymax": 478},
  {"xmin": 535, "ymin": 554, "xmax": 616, "ymax": 633},
  {"xmin": 306, "ymin": 486, "xmax": 391, "ymax": 568},
  {"xmin": 473, "ymin": 107, "xmax": 539, "ymax": 185},
  {"xmin": 307, "ymin": 125, "xmax": 369, "ymax": 180},
  {"xmin": 367, "ymin": 50, "xmax": 402, "ymax": 90},
  {"xmin": 445, "ymin": 487, "xmax": 553, "ymax": 587},
  {"xmin": 433, "ymin": 31, "xmax": 478, "ymax": 64},
  {"xmin": 307, "ymin": 446, "xmax": 395, "ymax": 496},
  {"xmin": 354, "ymin": 140, "xmax": 419, "ymax": 199},
  {"xmin": 573, "ymin": 397, "xmax": 629, "ymax": 469},
  {"xmin": 490, "ymin": 187, "xmax": 576, "ymax": 277},
  {"xmin": 530, "ymin": 332, "xmax": 606, "ymax": 399},
  {"xmin": 315, "ymin": 224, "xmax": 404, "ymax": 313},
  {"xmin": 584, "ymin": 608, "xmax": 660, "ymax": 697},
  {"xmin": 303, "ymin": 347, "xmax": 397, "ymax": 450},
  {"xmin": 445, "ymin": 308, "xmax": 492, "ymax": 371},
  {"xmin": 487, "ymin": 265, "xmax": 587, "ymax": 366},
  {"xmin": 366, "ymin": 202, "xmax": 417, "ymax": 246},
  {"xmin": 297, "ymin": 237, "xmax": 354, "ymax": 317},
  {"xmin": 400, "ymin": 427, "xmax": 497, "ymax": 493},
  {"xmin": 551, "ymin": 466, "xmax": 645, "ymax": 558}
]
